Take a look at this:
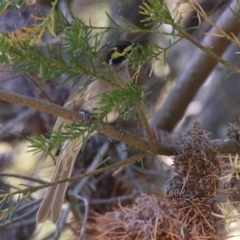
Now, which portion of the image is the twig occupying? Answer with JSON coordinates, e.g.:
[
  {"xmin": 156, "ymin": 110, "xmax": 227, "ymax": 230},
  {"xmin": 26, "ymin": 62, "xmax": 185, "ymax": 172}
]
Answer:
[
  {"xmin": 0, "ymin": 203, "xmax": 39, "ymax": 228},
  {"xmin": 0, "ymin": 218, "xmax": 36, "ymax": 231},
  {"xmin": 176, "ymin": 1, "xmax": 240, "ymax": 74},
  {"xmin": 14, "ymin": 199, "xmax": 42, "ymax": 215},
  {"xmin": 0, "ymin": 108, "xmax": 35, "ymax": 139},
  {"xmin": 115, "ymin": 142, "xmax": 128, "ymax": 160},
  {"xmin": 190, "ymin": 0, "xmax": 240, "ymax": 47},
  {"xmin": 0, "ymin": 90, "xmax": 239, "ymax": 156},
  {"xmin": 59, "ymin": 0, "xmax": 72, "ymax": 23},
  {"xmin": 61, "ymin": 192, "xmax": 138, "ymax": 208},
  {"xmin": 151, "ymin": 0, "xmax": 240, "ymax": 131},
  {"xmin": 54, "ymin": 207, "xmax": 70, "ymax": 240},
  {"xmin": 0, "ymin": 89, "xmax": 175, "ymax": 155},
  {"xmin": 0, "ymin": 90, "xmax": 83, "ymax": 122},
  {"xmin": 0, "ymin": 74, "xmax": 22, "ymax": 82},
  {"xmin": 27, "ymin": 74, "xmax": 53, "ymax": 102},
  {"xmin": 76, "ymin": 196, "xmax": 88, "ymax": 240},
  {"xmin": 0, "ymin": 153, "xmax": 147, "ymax": 199},
  {"xmin": 55, "ymin": 142, "xmax": 109, "ymax": 238},
  {"xmin": 0, "ymin": 199, "xmax": 40, "ymax": 229},
  {"xmin": 114, "ymin": 142, "xmax": 142, "ymax": 190},
  {"xmin": 131, "ymin": 165, "xmax": 170, "ymax": 176},
  {"xmin": 89, "ymin": 191, "xmax": 138, "ymax": 205},
  {"xmin": 0, "ymin": 172, "xmax": 47, "ymax": 184},
  {"xmin": 70, "ymin": 143, "xmax": 109, "ymax": 239},
  {"xmin": 136, "ymin": 104, "xmax": 156, "ymax": 151},
  {"xmin": 113, "ymin": 142, "xmax": 128, "ymax": 176}
]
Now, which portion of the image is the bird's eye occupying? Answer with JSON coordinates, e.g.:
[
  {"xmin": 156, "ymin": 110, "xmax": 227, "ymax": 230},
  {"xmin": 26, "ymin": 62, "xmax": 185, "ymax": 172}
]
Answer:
[{"xmin": 117, "ymin": 46, "xmax": 124, "ymax": 53}]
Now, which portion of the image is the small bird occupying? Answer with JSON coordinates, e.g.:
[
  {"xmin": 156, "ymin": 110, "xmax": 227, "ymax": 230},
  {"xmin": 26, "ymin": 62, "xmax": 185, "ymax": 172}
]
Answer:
[{"xmin": 36, "ymin": 39, "xmax": 140, "ymax": 223}]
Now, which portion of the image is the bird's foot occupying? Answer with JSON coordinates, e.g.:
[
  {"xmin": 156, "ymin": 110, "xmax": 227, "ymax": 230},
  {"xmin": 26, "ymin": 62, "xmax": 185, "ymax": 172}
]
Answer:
[
  {"xmin": 113, "ymin": 124, "xmax": 125, "ymax": 136},
  {"xmin": 79, "ymin": 110, "xmax": 93, "ymax": 122}
]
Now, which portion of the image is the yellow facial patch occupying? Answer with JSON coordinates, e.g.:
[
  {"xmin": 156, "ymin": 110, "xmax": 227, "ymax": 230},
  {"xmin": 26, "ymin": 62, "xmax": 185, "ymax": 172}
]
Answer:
[{"xmin": 111, "ymin": 45, "xmax": 132, "ymax": 60}]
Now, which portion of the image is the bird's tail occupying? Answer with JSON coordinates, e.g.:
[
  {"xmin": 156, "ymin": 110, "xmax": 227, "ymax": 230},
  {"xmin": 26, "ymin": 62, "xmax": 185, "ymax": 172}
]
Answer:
[{"xmin": 36, "ymin": 137, "xmax": 83, "ymax": 223}]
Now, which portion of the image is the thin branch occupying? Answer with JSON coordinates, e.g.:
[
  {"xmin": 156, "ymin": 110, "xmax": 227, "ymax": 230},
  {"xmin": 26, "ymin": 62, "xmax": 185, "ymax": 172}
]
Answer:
[
  {"xmin": 0, "ymin": 205, "xmax": 39, "ymax": 228},
  {"xmin": 0, "ymin": 89, "xmax": 175, "ymax": 155},
  {"xmin": 0, "ymin": 172, "xmax": 47, "ymax": 184},
  {"xmin": 0, "ymin": 218, "xmax": 36, "ymax": 232},
  {"xmin": 0, "ymin": 138, "xmax": 238, "ymax": 201},
  {"xmin": 0, "ymin": 199, "xmax": 41, "ymax": 228},
  {"xmin": 151, "ymin": 0, "xmax": 240, "ymax": 131},
  {"xmin": 26, "ymin": 74, "xmax": 53, "ymax": 102},
  {"xmin": 0, "ymin": 153, "xmax": 147, "ymax": 199},
  {"xmin": 0, "ymin": 90, "xmax": 240, "ymax": 155},
  {"xmin": 136, "ymin": 104, "xmax": 156, "ymax": 151},
  {"xmin": 54, "ymin": 207, "xmax": 69, "ymax": 240},
  {"xmin": 77, "ymin": 196, "xmax": 88, "ymax": 240},
  {"xmin": 0, "ymin": 74, "xmax": 22, "ymax": 83},
  {"xmin": 0, "ymin": 90, "xmax": 83, "ymax": 122},
  {"xmin": 213, "ymin": 138, "xmax": 240, "ymax": 154},
  {"xmin": 0, "ymin": 108, "xmax": 35, "ymax": 140},
  {"xmin": 190, "ymin": 0, "xmax": 240, "ymax": 47},
  {"xmin": 89, "ymin": 191, "xmax": 138, "ymax": 205},
  {"xmin": 54, "ymin": 142, "xmax": 108, "ymax": 238}
]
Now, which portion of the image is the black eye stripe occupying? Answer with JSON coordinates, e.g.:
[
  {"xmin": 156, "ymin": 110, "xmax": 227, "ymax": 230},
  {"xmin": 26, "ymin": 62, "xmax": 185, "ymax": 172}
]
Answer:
[
  {"xmin": 111, "ymin": 56, "xmax": 126, "ymax": 65},
  {"xmin": 106, "ymin": 49, "xmax": 116, "ymax": 64}
]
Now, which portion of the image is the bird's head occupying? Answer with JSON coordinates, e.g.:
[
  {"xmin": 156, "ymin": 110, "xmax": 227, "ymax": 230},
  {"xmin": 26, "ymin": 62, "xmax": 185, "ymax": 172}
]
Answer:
[{"xmin": 97, "ymin": 39, "xmax": 144, "ymax": 68}]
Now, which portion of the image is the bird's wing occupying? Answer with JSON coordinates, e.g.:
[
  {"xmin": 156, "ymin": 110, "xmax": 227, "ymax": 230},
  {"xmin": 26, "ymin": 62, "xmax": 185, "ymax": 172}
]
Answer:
[
  {"xmin": 41, "ymin": 76, "xmax": 95, "ymax": 158},
  {"xmin": 52, "ymin": 77, "xmax": 95, "ymax": 133}
]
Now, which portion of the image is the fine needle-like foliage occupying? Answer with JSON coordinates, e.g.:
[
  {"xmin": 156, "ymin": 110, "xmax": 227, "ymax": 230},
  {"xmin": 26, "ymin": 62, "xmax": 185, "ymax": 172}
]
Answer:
[
  {"xmin": 0, "ymin": 3, "xmax": 180, "ymax": 155},
  {"xmin": 2, "ymin": 1, "xmax": 240, "ymax": 239},
  {"xmin": 0, "ymin": 1, "xmax": 182, "ymax": 227}
]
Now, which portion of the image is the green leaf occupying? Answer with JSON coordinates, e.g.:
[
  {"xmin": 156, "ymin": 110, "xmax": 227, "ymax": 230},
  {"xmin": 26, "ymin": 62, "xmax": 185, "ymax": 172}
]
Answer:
[
  {"xmin": 27, "ymin": 120, "xmax": 102, "ymax": 154},
  {"xmin": 97, "ymin": 82, "xmax": 147, "ymax": 120}
]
